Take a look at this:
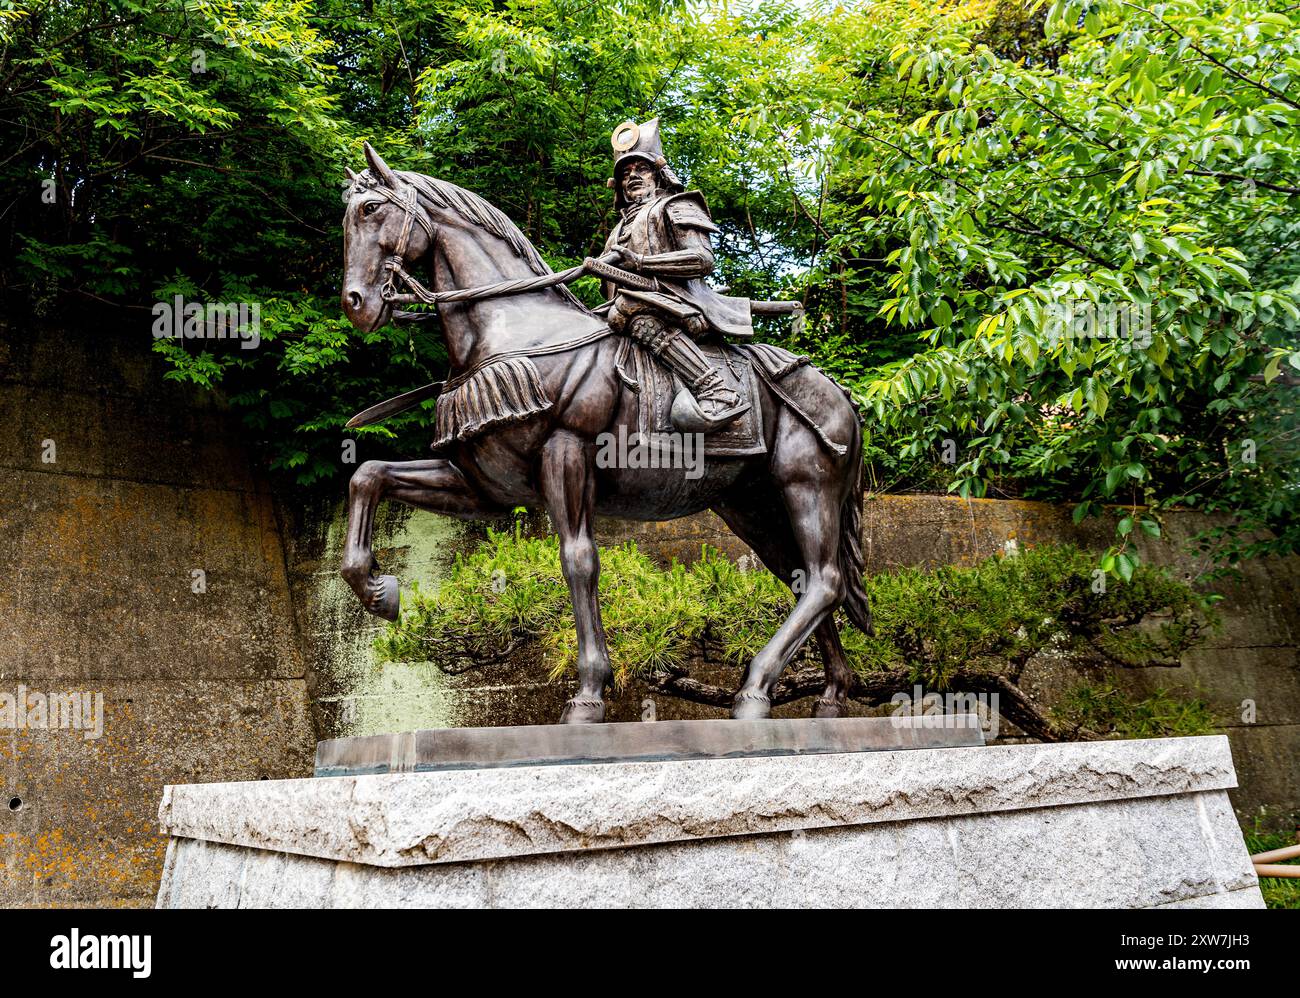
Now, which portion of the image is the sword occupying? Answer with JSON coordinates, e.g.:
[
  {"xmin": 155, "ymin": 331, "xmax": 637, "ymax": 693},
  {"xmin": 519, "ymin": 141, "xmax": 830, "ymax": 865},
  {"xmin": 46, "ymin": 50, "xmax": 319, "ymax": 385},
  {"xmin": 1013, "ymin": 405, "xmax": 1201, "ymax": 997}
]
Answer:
[{"xmin": 346, "ymin": 379, "xmax": 445, "ymax": 428}]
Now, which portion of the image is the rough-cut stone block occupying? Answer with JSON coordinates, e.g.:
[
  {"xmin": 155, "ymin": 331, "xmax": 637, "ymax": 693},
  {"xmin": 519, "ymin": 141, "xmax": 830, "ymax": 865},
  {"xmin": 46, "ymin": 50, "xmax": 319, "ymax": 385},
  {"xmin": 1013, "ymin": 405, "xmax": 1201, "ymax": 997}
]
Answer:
[
  {"xmin": 1154, "ymin": 886, "xmax": 1266, "ymax": 909},
  {"xmin": 156, "ymin": 734, "xmax": 1263, "ymax": 908},
  {"xmin": 156, "ymin": 787, "xmax": 1261, "ymax": 910},
  {"xmin": 161, "ymin": 734, "xmax": 1238, "ymax": 866}
]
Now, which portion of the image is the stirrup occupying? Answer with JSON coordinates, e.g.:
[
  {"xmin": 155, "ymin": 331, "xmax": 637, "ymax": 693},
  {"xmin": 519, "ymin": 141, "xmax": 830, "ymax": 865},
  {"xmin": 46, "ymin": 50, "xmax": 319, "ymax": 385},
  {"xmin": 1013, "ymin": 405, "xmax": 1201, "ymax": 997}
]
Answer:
[{"xmin": 670, "ymin": 388, "xmax": 750, "ymax": 433}]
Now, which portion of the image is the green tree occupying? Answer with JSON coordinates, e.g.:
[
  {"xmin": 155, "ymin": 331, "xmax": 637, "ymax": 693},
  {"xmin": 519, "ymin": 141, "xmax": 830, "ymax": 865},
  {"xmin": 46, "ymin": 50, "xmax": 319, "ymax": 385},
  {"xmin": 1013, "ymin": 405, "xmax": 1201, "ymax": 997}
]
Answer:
[{"xmin": 799, "ymin": 0, "xmax": 1300, "ymax": 570}]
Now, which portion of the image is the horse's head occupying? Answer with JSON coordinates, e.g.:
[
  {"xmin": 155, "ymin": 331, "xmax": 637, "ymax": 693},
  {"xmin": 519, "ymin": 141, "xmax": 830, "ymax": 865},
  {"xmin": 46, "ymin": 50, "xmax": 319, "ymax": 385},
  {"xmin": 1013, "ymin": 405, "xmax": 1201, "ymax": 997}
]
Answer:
[
  {"xmin": 340, "ymin": 143, "xmax": 434, "ymax": 333},
  {"xmin": 342, "ymin": 144, "xmax": 596, "ymax": 361}
]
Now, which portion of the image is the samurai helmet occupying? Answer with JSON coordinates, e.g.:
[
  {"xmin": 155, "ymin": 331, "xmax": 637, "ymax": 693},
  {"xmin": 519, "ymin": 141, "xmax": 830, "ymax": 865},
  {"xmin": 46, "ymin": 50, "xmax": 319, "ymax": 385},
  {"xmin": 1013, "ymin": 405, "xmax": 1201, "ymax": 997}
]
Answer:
[{"xmin": 607, "ymin": 116, "xmax": 684, "ymax": 209}]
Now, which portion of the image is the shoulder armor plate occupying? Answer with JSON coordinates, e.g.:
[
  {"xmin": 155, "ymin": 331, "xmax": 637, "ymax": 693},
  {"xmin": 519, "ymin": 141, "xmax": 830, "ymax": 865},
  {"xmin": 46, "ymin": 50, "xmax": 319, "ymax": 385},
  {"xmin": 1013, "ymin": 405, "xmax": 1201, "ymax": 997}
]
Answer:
[{"xmin": 664, "ymin": 191, "xmax": 720, "ymax": 233}]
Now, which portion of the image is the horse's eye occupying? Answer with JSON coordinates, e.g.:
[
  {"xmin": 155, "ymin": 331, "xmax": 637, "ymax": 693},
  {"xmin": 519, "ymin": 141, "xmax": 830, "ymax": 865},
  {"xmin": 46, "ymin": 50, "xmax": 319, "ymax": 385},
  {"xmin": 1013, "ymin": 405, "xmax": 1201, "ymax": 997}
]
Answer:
[{"xmin": 362, "ymin": 201, "xmax": 383, "ymax": 217}]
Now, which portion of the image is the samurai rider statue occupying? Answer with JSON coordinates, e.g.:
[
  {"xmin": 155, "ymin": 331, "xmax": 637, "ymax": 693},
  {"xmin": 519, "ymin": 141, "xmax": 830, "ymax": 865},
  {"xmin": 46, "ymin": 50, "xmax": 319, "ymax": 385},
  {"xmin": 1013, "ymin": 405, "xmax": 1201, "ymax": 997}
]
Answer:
[{"xmin": 599, "ymin": 117, "xmax": 753, "ymax": 433}]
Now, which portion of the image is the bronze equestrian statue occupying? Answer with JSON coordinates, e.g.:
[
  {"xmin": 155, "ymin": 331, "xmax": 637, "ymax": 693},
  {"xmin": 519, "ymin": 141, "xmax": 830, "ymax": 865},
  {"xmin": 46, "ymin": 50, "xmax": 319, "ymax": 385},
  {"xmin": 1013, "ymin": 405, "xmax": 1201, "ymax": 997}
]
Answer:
[{"xmin": 338, "ymin": 119, "xmax": 872, "ymax": 723}]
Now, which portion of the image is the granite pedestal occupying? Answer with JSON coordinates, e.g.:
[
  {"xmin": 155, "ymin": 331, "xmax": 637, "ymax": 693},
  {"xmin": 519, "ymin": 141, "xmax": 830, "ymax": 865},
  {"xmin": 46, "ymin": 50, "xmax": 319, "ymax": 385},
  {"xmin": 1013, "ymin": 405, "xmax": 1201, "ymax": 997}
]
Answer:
[{"xmin": 155, "ymin": 722, "xmax": 1264, "ymax": 909}]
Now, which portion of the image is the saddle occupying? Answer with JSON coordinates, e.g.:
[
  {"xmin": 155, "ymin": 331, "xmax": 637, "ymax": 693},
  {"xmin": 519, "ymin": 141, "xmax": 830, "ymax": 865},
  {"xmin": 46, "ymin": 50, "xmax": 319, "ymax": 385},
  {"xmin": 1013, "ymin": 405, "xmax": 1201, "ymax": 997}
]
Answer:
[{"xmin": 617, "ymin": 339, "xmax": 809, "ymax": 457}]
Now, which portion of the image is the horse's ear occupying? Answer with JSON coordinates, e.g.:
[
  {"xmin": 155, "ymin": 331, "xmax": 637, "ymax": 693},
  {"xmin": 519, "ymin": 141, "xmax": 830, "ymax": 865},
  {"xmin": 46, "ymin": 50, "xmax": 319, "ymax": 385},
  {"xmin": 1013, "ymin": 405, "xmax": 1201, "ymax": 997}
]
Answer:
[
  {"xmin": 363, "ymin": 142, "xmax": 401, "ymax": 188},
  {"xmin": 344, "ymin": 167, "xmax": 360, "ymax": 186}
]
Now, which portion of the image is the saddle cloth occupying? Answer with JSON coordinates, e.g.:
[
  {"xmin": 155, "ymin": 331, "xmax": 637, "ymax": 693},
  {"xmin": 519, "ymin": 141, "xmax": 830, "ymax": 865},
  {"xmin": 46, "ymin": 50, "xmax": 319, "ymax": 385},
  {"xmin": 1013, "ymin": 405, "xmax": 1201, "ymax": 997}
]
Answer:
[{"xmin": 620, "ymin": 339, "xmax": 808, "ymax": 457}]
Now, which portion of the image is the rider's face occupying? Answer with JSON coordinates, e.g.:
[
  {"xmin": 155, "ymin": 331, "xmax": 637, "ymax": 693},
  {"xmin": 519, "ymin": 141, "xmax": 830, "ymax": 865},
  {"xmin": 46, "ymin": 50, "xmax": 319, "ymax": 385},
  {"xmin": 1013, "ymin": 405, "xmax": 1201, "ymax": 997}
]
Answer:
[{"xmin": 620, "ymin": 161, "xmax": 656, "ymax": 204}]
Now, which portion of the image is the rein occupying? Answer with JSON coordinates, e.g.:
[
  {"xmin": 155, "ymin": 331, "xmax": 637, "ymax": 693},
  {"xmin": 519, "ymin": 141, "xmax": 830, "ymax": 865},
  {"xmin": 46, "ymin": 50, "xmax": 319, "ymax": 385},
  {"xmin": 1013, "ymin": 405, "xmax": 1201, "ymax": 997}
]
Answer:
[
  {"xmin": 372, "ymin": 182, "xmax": 657, "ymax": 307},
  {"xmin": 382, "ymin": 254, "xmax": 657, "ymax": 307},
  {"xmin": 347, "ymin": 171, "xmax": 812, "ymax": 436},
  {"xmin": 442, "ymin": 326, "xmax": 616, "ymax": 392}
]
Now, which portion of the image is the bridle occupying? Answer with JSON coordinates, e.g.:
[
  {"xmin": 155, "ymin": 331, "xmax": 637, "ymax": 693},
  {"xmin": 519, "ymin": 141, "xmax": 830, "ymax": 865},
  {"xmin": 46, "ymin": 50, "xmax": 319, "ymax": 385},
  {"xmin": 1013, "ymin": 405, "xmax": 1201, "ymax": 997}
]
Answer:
[
  {"xmin": 353, "ymin": 177, "xmax": 659, "ymax": 312},
  {"xmin": 362, "ymin": 181, "xmax": 434, "ymax": 304}
]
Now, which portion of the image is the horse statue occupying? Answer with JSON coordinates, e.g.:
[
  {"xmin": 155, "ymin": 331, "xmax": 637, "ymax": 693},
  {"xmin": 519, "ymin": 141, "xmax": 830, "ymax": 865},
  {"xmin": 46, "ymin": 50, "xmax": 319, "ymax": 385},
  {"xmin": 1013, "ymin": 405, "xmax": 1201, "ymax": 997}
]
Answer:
[{"xmin": 338, "ymin": 141, "xmax": 872, "ymax": 723}]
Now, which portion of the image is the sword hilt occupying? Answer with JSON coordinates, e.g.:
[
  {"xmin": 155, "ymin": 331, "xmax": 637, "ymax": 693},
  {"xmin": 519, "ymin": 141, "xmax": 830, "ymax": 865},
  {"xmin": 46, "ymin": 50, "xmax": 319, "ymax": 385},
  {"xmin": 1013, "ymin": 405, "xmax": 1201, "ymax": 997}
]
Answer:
[{"xmin": 582, "ymin": 256, "xmax": 660, "ymax": 291}]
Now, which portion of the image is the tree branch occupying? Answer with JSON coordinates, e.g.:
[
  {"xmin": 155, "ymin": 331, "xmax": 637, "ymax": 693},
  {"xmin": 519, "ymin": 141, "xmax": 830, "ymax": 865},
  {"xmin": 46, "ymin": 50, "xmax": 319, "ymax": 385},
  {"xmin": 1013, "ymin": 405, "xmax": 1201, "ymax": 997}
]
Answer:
[
  {"xmin": 1187, "ymin": 169, "xmax": 1300, "ymax": 197},
  {"xmin": 1123, "ymin": 1, "xmax": 1300, "ymax": 111},
  {"xmin": 645, "ymin": 665, "xmax": 1065, "ymax": 742}
]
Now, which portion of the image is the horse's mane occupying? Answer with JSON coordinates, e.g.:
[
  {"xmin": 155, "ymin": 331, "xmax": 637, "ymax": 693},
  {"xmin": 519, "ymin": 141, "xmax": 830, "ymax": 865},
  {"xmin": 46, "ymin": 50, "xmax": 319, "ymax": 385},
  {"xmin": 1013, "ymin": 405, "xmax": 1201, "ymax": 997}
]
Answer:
[{"xmin": 399, "ymin": 170, "xmax": 589, "ymax": 312}]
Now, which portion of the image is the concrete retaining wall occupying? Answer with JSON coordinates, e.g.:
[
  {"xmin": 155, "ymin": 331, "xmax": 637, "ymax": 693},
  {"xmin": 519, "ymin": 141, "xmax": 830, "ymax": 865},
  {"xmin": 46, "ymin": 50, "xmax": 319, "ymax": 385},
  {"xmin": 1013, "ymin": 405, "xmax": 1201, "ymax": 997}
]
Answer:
[{"xmin": 0, "ymin": 321, "xmax": 315, "ymax": 907}]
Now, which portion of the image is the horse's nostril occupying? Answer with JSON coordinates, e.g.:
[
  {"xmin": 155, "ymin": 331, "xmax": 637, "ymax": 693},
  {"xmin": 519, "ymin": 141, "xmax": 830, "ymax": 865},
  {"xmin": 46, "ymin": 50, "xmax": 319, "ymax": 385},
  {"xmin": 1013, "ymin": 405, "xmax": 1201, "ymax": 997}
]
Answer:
[{"xmin": 346, "ymin": 291, "xmax": 363, "ymax": 312}]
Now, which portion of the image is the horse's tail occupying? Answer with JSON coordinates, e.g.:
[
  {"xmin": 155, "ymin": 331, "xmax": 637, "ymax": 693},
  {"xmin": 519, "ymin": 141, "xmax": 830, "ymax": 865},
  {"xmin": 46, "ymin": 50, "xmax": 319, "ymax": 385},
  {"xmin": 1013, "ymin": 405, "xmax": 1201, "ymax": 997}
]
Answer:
[{"xmin": 838, "ymin": 433, "xmax": 874, "ymax": 636}]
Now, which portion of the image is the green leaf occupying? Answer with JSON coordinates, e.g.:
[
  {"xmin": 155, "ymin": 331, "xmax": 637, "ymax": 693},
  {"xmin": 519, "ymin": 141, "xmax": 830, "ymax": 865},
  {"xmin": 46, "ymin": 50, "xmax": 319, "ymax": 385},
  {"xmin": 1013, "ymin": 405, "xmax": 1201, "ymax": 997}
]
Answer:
[{"xmin": 1116, "ymin": 553, "xmax": 1136, "ymax": 583}]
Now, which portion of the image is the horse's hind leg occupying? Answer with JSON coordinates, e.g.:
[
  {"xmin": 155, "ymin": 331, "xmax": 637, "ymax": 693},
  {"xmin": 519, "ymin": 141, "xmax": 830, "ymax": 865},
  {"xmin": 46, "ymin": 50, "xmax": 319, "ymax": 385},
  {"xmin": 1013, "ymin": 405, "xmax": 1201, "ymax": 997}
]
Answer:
[
  {"xmin": 342, "ymin": 458, "xmax": 500, "ymax": 621},
  {"xmin": 715, "ymin": 492, "xmax": 854, "ymax": 718},
  {"xmin": 812, "ymin": 622, "xmax": 855, "ymax": 718},
  {"xmin": 727, "ymin": 475, "xmax": 845, "ymax": 717}
]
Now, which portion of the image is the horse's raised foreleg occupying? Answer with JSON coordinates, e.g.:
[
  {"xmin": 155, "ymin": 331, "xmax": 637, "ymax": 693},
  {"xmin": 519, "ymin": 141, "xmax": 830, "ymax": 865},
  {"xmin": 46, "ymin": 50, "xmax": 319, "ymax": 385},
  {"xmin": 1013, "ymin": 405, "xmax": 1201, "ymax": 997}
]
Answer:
[
  {"xmin": 342, "ymin": 458, "xmax": 500, "ymax": 621},
  {"xmin": 538, "ymin": 431, "xmax": 611, "ymax": 723}
]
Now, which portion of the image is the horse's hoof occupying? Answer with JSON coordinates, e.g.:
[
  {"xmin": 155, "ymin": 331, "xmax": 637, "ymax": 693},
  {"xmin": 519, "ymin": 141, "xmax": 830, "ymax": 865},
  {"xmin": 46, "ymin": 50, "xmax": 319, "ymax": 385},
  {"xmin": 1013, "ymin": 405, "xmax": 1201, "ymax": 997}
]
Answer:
[
  {"xmin": 812, "ymin": 696, "xmax": 846, "ymax": 719},
  {"xmin": 367, "ymin": 574, "xmax": 400, "ymax": 621},
  {"xmin": 559, "ymin": 697, "xmax": 605, "ymax": 724},
  {"xmin": 730, "ymin": 691, "xmax": 771, "ymax": 720}
]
